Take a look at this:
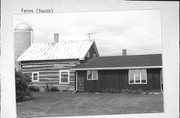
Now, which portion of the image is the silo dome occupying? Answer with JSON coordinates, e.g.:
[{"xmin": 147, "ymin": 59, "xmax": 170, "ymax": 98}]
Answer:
[
  {"xmin": 14, "ymin": 23, "xmax": 34, "ymax": 71},
  {"xmin": 15, "ymin": 23, "xmax": 33, "ymax": 31}
]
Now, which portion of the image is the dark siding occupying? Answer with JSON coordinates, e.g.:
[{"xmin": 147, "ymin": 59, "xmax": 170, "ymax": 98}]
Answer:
[
  {"xmin": 97, "ymin": 70, "xmax": 128, "ymax": 91},
  {"xmin": 147, "ymin": 69, "xmax": 161, "ymax": 90},
  {"xmin": 77, "ymin": 68, "xmax": 162, "ymax": 92},
  {"xmin": 77, "ymin": 70, "xmax": 128, "ymax": 92}
]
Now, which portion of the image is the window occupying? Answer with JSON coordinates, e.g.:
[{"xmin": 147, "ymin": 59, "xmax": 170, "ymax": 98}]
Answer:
[
  {"xmin": 141, "ymin": 69, "xmax": 147, "ymax": 84},
  {"xmin": 129, "ymin": 70, "xmax": 134, "ymax": 84},
  {"xmin": 86, "ymin": 52, "xmax": 90, "ymax": 57},
  {"xmin": 59, "ymin": 70, "xmax": 69, "ymax": 84},
  {"xmin": 129, "ymin": 69, "xmax": 147, "ymax": 84},
  {"xmin": 87, "ymin": 70, "xmax": 98, "ymax": 80},
  {"xmin": 32, "ymin": 72, "xmax": 39, "ymax": 82}
]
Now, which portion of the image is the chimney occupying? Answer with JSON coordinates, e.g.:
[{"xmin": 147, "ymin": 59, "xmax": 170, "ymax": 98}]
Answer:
[
  {"xmin": 54, "ymin": 33, "xmax": 59, "ymax": 43},
  {"xmin": 122, "ymin": 49, "xmax": 127, "ymax": 56}
]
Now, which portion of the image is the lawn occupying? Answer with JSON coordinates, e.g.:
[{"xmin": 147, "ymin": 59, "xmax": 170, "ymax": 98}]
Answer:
[{"xmin": 17, "ymin": 92, "xmax": 163, "ymax": 118}]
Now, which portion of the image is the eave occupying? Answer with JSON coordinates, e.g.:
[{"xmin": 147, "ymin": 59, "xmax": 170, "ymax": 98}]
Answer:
[{"xmin": 71, "ymin": 66, "xmax": 162, "ymax": 71}]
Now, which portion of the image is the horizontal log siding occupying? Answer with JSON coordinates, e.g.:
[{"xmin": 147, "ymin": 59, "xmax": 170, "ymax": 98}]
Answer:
[
  {"xmin": 77, "ymin": 68, "xmax": 162, "ymax": 92},
  {"xmin": 21, "ymin": 60, "xmax": 79, "ymax": 91}
]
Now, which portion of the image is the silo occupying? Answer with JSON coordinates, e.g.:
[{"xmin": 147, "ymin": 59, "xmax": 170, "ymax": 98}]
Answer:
[{"xmin": 14, "ymin": 23, "xmax": 33, "ymax": 71}]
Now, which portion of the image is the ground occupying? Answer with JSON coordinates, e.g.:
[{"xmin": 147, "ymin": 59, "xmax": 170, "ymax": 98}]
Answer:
[{"xmin": 17, "ymin": 92, "xmax": 163, "ymax": 118}]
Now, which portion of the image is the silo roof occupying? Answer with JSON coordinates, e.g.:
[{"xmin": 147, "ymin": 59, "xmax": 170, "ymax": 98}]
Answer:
[{"xmin": 15, "ymin": 23, "xmax": 33, "ymax": 31}]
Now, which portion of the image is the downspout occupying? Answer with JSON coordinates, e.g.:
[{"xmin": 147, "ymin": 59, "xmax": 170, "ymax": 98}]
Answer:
[
  {"xmin": 160, "ymin": 69, "xmax": 163, "ymax": 92},
  {"xmin": 73, "ymin": 71, "xmax": 78, "ymax": 94}
]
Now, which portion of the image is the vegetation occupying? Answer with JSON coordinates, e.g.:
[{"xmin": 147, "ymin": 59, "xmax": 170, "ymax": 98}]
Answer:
[
  {"xmin": 121, "ymin": 89, "xmax": 143, "ymax": 94},
  {"xmin": 17, "ymin": 92, "xmax": 163, "ymax": 117},
  {"xmin": 15, "ymin": 71, "xmax": 32, "ymax": 102},
  {"xmin": 49, "ymin": 86, "xmax": 59, "ymax": 92},
  {"xmin": 29, "ymin": 85, "xmax": 40, "ymax": 92},
  {"xmin": 44, "ymin": 84, "xmax": 59, "ymax": 92}
]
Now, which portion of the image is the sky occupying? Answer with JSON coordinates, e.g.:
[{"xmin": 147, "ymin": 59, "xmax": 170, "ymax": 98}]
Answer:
[{"xmin": 13, "ymin": 10, "xmax": 162, "ymax": 56}]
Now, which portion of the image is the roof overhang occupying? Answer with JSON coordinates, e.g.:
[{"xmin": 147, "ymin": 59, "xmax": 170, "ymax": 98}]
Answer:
[
  {"xmin": 71, "ymin": 66, "xmax": 162, "ymax": 71},
  {"xmin": 18, "ymin": 58, "xmax": 80, "ymax": 62}
]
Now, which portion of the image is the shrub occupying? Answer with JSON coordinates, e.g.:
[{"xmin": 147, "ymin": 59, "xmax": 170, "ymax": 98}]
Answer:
[
  {"xmin": 29, "ymin": 86, "xmax": 40, "ymax": 92},
  {"xmin": 137, "ymin": 89, "xmax": 143, "ymax": 94},
  {"xmin": 16, "ymin": 90, "xmax": 26, "ymax": 102},
  {"xmin": 15, "ymin": 71, "xmax": 31, "ymax": 102},
  {"xmin": 49, "ymin": 86, "xmax": 59, "ymax": 92},
  {"xmin": 45, "ymin": 83, "xmax": 50, "ymax": 91},
  {"xmin": 121, "ymin": 89, "xmax": 144, "ymax": 94},
  {"xmin": 15, "ymin": 71, "xmax": 31, "ymax": 84}
]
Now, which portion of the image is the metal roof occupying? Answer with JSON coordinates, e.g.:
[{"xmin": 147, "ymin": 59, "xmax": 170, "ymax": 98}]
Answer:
[
  {"xmin": 17, "ymin": 40, "xmax": 99, "ymax": 61},
  {"xmin": 73, "ymin": 54, "xmax": 162, "ymax": 70}
]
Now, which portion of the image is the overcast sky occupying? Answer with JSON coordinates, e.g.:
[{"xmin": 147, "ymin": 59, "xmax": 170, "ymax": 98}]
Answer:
[{"xmin": 13, "ymin": 10, "xmax": 162, "ymax": 56}]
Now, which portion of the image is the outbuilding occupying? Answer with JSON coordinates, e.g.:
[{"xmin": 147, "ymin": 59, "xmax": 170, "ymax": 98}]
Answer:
[
  {"xmin": 73, "ymin": 54, "xmax": 163, "ymax": 92},
  {"xmin": 17, "ymin": 35, "xmax": 99, "ymax": 91}
]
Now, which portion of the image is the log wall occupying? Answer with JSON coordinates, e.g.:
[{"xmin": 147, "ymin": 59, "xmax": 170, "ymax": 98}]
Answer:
[{"xmin": 21, "ymin": 60, "xmax": 79, "ymax": 91}]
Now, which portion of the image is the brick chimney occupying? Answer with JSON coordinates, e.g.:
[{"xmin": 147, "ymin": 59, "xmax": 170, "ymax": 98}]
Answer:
[
  {"xmin": 54, "ymin": 33, "xmax": 59, "ymax": 43},
  {"xmin": 122, "ymin": 49, "xmax": 127, "ymax": 56}
]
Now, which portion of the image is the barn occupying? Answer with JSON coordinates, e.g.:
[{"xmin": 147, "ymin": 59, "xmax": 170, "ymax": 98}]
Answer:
[
  {"xmin": 17, "ymin": 36, "xmax": 99, "ymax": 91},
  {"xmin": 72, "ymin": 54, "xmax": 163, "ymax": 92}
]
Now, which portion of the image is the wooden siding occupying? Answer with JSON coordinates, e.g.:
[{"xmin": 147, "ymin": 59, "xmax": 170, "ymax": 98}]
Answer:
[
  {"xmin": 80, "ymin": 45, "xmax": 98, "ymax": 63},
  {"xmin": 21, "ymin": 60, "xmax": 79, "ymax": 91},
  {"xmin": 77, "ymin": 68, "xmax": 162, "ymax": 92},
  {"xmin": 20, "ymin": 43, "xmax": 98, "ymax": 91}
]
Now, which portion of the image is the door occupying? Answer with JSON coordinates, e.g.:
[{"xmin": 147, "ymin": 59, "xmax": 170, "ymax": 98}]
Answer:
[{"xmin": 77, "ymin": 77, "xmax": 84, "ymax": 92}]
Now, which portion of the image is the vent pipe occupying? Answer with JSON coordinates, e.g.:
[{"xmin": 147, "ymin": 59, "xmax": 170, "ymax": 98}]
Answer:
[
  {"xmin": 122, "ymin": 49, "xmax": 127, "ymax": 56},
  {"xmin": 54, "ymin": 33, "xmax": 59, "ymax": 43}
]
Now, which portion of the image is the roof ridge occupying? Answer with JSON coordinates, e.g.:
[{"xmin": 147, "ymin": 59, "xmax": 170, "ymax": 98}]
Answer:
[
  {"xmin": 98, "ymin": 53, "xmax": 162, "ymax": 58},
  {"xmin": 31, "ymin": 39, "xmax": 94, "ymax": 44}
]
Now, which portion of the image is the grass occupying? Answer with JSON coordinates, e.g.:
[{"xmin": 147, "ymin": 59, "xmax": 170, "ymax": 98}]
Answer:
[{"xmin": 17, "ymin": 92, "xmax": 163, "ymax": 118}]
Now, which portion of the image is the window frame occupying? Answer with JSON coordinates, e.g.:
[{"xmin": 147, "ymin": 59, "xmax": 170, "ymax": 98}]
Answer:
[
  {"xmin": 87, "ymin": 70, "xmax": 98, "ymax": 80},
  {"xmin": 86, "ymin": 52, "xmax": 90, "ymax": 57},
  {"xmin": 128, "ymin": 69, "xmax": 147, "ymax": 84},
  {"xmin": 32, "ymin": 72, "xmax": 39, "ymax": 82},
  {"xmin": 59, "ymin": 70, "xmax": 70, "ymax": 84}
]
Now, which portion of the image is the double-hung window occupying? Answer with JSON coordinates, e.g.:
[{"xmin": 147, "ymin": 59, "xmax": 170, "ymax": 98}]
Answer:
[
  {"xmin": 59, "ymin": 70, "xmax": 69, "ymax": 84},
  {"xmin": 129, "ymin": 69, "xmax": 147, "ymax": 84},
  {"xmin": 32, "ymin": 72, "xmax": 39, "ymax": 82},
  {"xmin": 87, "ymin": 70, "xmax": 98, "ymax": 80}
]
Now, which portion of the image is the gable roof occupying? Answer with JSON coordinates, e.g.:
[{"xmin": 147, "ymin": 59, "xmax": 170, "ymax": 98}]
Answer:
[
  {"xmin": 73, "ymin": 54, "xmax": 162, "ymax": 70},
  {"xmin": 17, "ymin": 40, "xmax": 99, "ymax": 61}
]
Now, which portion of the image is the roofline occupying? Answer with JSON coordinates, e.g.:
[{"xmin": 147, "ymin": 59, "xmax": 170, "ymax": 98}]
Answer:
[
  {"xmin": 17, "ymin": 39, "xmax": 99, "ymax": 62},
  {"xmin": 18, "ymin": 58, "xmax": 80, "ymax": 62},
  {"xmin": 93, "ymin": 53, "xmax": 162, "ymax": 58},
  {"xmin": 71, "ymin": 66, "xmax": 162, "ymax": 71},
  {"xmin": 92, "ymin": 41, "xmax": 99, "ymax": 56}
]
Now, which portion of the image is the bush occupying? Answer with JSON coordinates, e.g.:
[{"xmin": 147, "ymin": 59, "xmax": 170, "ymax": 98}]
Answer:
[
  {"xmin": 29, "ymin": 86, "xmax": 40, "ymax": 92},
  {"xmin": 44, "ymin": 84, "xmax": 59, "ymax": 92},
  {"xmin": 16, "ymin": 90, "xmax": 26, "ymax": 102},
  {"xmin": 137, "ymin": 89, "xmax": 143, "ymax": 94},
  {"xmin": 121, "ymin": 89, "xmax": 143, "ymax": 94},
  {"xmin": 49, "ymin": 86, "xmax": 59, "ymax": 92},
  {"xmin": 15, "ymin": 71, "xmax": 32, "ymax": 102},
  {"xmin": 15, "ymin": 71, "xmax": 31, "ymax": 84},
  {"xmin": 45, "ymin": 83, "xmax": 50, "ymax": 91}
]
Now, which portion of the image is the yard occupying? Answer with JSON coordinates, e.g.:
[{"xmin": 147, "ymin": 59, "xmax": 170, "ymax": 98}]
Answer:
[{"xmin": 17, "ymin": 92, "xmax": 163, "ymax": 118}]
